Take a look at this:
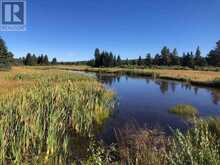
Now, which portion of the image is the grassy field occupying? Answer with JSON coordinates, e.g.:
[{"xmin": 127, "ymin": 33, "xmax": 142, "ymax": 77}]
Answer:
[{"xmin": 38, "ymin": 65, "xmax": 220, "ymax": 87}]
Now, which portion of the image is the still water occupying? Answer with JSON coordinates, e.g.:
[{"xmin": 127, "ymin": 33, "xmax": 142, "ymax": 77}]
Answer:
[{"xmin": 76, "ymin": 72, "xmax": 220, "ymax": 142}]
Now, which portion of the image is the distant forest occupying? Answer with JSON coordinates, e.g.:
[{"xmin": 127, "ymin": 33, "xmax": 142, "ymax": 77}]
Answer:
[
  {"xmin": 0, "ymin": 36, "xmax": 58, "ymax": 68},
  {"xmin": 1, "ymin": 35, "xmax": 220, "ymax": 68},
  {"xmin": 87, "ymin": 40, "xmax": 220, "ymax": 68}
]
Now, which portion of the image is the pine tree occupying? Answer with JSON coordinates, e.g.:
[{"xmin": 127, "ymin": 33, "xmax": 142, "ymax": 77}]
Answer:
[
  {"xmin": 51, "ymin": 58, "xmax": 57, "ymax": 65},
  {"xmin": 145, "ymin": 53, "xmax": 152, "ymax": 66},
  {"xmin": 170, "ymin": 48, "xmax": 180, "ymax": 65},
  {"xmin": 37, "ymin": 55, "xmax": 44, "ymax": 64},
  {"xmin": 0, "ymin": 37, "xmax": 8, "ymax": 59},
  {"xmin": 43, "ymin": 55, "xmax": 49, "ymax": 65},
  {"xmin": 194, "ymin": 46, "xmax": 206, "ymax": 66},
  {"xmin": 153, "ymin": 54, "xmax": 161, "ymax": 65},
  {"xmin": 207, "ymin": 41, "xmax": 220, "ymax": 66},
  {"xmin": 161, "ymin": 46, "xmax": 171, "ymax": 65},
  {"xmin": 94, "ymin": 48, "xmax": 101, "ymax": 67},
  {"xmin": 24, "ymin": 53, "xmax": 32, "ymax": 65},
  {"xmin": 117, "ymin": 55, "xmax": 121, "ymax": 66},
  {"xmin": 137, "ymin": 56, "xmax": 142, "ymax": 66}
]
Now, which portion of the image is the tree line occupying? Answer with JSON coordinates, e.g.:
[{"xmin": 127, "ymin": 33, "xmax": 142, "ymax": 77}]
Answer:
[
  {"xmin": 22, "ymin": 53, "xmax": 57, "ymax": 66},
  {"xmin": 88, "ymin": 48, "xmax": 122, "ymax": 67},
  {"xmin": 90, "ymin": 40, "xmax": 220, "ymax": 68},
  {"xmin": 0, "ymin": 36, "xmax": 58, "ymax": 67}
]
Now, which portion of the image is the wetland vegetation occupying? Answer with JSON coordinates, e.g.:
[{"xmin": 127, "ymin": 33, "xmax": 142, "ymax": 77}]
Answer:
[{"xmin": 1, "ymin": 36, "xmax": 220, "ymax": 164}]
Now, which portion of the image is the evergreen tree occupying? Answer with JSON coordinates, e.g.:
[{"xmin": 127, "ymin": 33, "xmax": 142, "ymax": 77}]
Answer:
[
  {"xmin": 170, "ymin": 48, "xmax": 180, "ymax": 65},
  {"xmin": 117, "ymin": 55, "xmax": 121, "ymax": 66},
  {"xmin": 24, "ymin": 53, "xmax": 32, "ymax": 65},
  {"xmin": 0, "ymin": 37, "xmax": 8, "ymax": 59},
  {"xmin": 194, "ymin": 46, "xmax": 206, "ymax": 66},
  {"xmin": 51, "ymin": 58, "xmax": 57, "ymax": 65},
  {"xmin": 109, "ymin": 52, "xmax": 114, "ymax": 67},
  {"xmin": 113, "ymin": 56, "xmax": 117, "ymax": 66},
  {"xmin": 0, "ymin": 37, "xmax": 12, "ymax": 68},
  {"xmin": 207, "ymin": 41, "xmax": 220, "ymax": 66},
  {"xmin": 145, "ymin": 53, "xmax": 152, "ymax": 66},
  {"xmin": 94, "ymin": 48, "xmax": 101, "ymax": 67},
  {"xmin": 137, "ymin": 56, "xmax": 142, "ymax": 66},
  {"xmin": 125, "ymin": 58, "xmax": 129, "ymax": 65},
  {"xmin": 37, "ymin": 55, "xmax": 44, "ymax": 64},
  {"xmin": 153, "ymin": 54, "xmax": 161, "ymax": 65},
  {"xmin": 161, "ymin": 46, "xmax": 171, "ymax": 65},
  {"xmin": 43, "ymin": 55, "xmax": 49, "ymax": 65},
  {"xmin": 182, "ymin": 52, "xmax": 194, "ymax": 68}
]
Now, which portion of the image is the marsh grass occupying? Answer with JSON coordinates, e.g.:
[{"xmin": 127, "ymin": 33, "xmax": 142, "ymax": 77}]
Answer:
[
  {"xmin": 0, "ymin": 69, "xmax": 115, "ymax": 164},
  {"xmin": 114, "ymin": 120, "xmax": 220, "ymax": 165},
  {"xmin": 115, "ymin": 124, "xmax": 169, "ymax": 165},
  {"xmin": 169, "ymin": 104, "xmax": 198, "ymax": 117},
  {"xmin": 202, "ymin": 117, "xmax": 220, "ymax": 138},
  {"xmin": 167, "ymin": 120, "xmax": 220, "ymax": 165}
]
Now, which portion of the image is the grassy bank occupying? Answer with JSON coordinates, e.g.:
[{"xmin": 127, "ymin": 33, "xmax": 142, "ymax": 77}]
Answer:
[
  {"xmin": 36, "ymin": 65, "xmax": 220, "ymax": 88},
  {"xmin": 0, "ymin": 67, "xmax": 115, "ymax": 164}
]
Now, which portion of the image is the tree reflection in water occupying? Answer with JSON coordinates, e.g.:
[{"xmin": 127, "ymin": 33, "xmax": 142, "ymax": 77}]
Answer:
[{"xmin": 95, "ymin": 73, "xmax": 220, "ymax": 105}]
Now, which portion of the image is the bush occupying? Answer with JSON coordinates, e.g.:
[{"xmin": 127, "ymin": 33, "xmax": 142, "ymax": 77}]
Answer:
[{"xmin": 169, "ymin": 104, "xmax": 198, "ymax": 117}]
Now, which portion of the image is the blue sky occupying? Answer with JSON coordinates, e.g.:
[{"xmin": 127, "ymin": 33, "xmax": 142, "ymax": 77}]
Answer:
[{"xmin": 1, "ymin": 0, "xmax": 220, "ymax": 61}]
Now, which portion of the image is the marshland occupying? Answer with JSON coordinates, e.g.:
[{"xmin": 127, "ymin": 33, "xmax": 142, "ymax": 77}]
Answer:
[
  {"xmin": 1, "ymin": 36, "xmax": 220, "ymax": 164},
  {"xmin": 1, "ymin": 0, "xmax": 220, "ymax": 163},
  {"xmin": 1, "ymin": 65, "xmax": 220, "ymax": 164}
]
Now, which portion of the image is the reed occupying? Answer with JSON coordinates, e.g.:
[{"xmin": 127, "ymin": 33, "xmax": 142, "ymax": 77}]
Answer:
[{"xmin": 0, "ymin": 70, "xmax": 115, "ymax": 164}]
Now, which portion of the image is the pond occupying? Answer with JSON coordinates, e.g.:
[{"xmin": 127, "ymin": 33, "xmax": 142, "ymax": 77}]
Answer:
[{"xmin": 75, "ymin": 71, "xmax": 220, "ymax": 143}]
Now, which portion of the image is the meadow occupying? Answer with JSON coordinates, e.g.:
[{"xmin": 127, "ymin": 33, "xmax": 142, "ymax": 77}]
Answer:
[{"xmin": 1, "ymin": 67, "xmax": 220, "ymax": 165}]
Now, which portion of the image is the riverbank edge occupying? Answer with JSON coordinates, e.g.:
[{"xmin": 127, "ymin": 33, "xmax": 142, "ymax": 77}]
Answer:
[{"xmin": 45, "ymin": 66, "xmax": 220, "ymax": 88}]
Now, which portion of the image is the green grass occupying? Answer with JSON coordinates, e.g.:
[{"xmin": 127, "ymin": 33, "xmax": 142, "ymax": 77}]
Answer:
[
  {"xmin": 169, "ymin": 104, "xmax": 198, "ymax": 117},
  {"xmin": 167, "ymin": 120, "xmax": 220, "ymax": 165},
  {"xmin": 0, "ymin": 71, "xmax": 115, "ymax": 164}
]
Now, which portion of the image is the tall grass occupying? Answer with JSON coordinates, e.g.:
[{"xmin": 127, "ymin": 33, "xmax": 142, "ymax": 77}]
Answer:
[
  {"xmin": 114, "ymin": 120, "xmax": 220, "ymax": 165},
  {"xmin": 167, "ymin": 120, "xmax": 220, "ymax": 165},
  {"xmin": 0, "ymin": 71, "xmax": 115, "ymax": 164}
]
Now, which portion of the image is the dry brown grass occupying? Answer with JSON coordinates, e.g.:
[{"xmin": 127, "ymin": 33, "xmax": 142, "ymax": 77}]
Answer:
[
  {"xmin": 41, "ymin": 65, "xmax": 220, "ymax": 83},
  {"xmin": 154, "ymin": 69, "xmax": 220, "ymax": 82},
  {"xmin": 5, "ymin": 66, "xmax": 220, "ymax": 89},
  {"xmin": 0, "ymin": 67, "xmax": 34, "ymax": 94}
]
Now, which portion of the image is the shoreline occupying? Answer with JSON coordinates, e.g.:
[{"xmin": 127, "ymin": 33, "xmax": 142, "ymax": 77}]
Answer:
[{"xmin": 44, "ymin": 66, "xmax": 220, "ymax": 88}]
